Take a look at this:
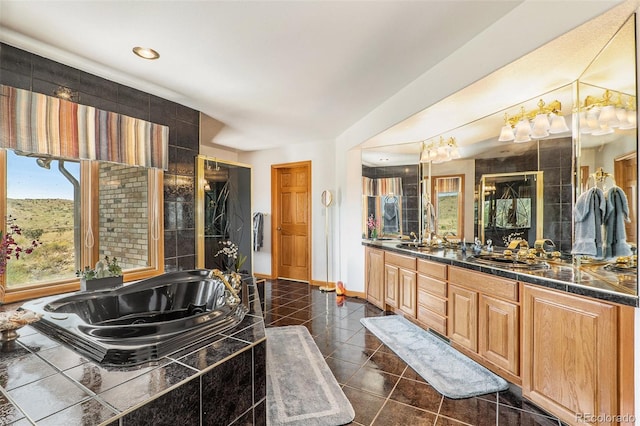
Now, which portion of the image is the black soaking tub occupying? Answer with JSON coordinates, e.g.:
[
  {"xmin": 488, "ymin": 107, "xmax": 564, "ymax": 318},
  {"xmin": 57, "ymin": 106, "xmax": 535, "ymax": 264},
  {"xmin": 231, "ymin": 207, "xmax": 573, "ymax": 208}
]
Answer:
[{"xmin": 21, "ymin": 269, "xmax": 248, "ymax": 366}]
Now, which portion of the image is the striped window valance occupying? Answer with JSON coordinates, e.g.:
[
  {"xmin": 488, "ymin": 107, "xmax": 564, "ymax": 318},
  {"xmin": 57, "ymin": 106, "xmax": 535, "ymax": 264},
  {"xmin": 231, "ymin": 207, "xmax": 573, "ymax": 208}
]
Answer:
[
  {"xmin": 435, "ymin": 177, "xmax": 461, "ymax": 194},
  {"xmin": 0, "ymin": 85, "xmax": 168, "ymax": 169},
  {"xmin": 362, "ymin": 177, "xmax": 403, "ymax": 197}
]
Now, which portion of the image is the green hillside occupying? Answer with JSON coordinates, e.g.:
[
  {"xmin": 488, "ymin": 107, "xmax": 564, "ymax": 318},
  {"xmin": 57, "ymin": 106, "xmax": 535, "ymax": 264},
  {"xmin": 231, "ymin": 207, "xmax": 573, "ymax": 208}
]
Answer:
[{"xmin": 5, "ymin": 198, "xmax": 76, "ymax": 288}]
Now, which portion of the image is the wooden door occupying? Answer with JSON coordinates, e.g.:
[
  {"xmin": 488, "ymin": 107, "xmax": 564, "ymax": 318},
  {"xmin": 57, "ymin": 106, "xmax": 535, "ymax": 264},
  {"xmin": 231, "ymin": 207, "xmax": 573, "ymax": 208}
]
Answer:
[
  {"xmin": 522, "ymin": 285, "xmax": 618, "ymax": 426},
  {"xmin": 271, "ymin": 162, "xmax": 311, "ymax": 282},
  {"xmin": 614, "ymin": 152, "xmax": 637, "ymax": 243},
  {"xmin": 399, "ymin": 268, "xmax": 417, "ymax": 318},
  {"xmin": 384, "ymin": 264, "xmax": 399, "ymax": 308},
  {"xmin": 448, "ymin": 284, "xmax": 477, "ymax": 352},
  {"xmin": 365, "ymin": 247, "xmax": 385, "ymax": 308},
  {"xmin": 479, "ymin": 294, "xmax": 519, "ymax": 376}
]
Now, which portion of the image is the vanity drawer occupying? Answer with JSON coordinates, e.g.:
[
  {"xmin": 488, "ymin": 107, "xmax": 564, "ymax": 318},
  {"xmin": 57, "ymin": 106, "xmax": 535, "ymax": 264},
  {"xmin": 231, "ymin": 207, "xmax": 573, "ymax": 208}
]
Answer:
[
  {"xmin": 418, "ymin": 274, "xmax": 447, "ymax": 298},
  {"xmin": 385, "ymin": 252, "xmax": 416, "ymax": 270},
  {"xmin": 449, "ymin": 266, "xmax": 518, "ymax": 302},
  {"xmin": 417, "ymin": 305, "xmax": 447, "ymax": 335},
  {"xmin": 417, "ymin": 259, "xmax": 447, "ymax": 280},
  {"xmin": 418, "ymin": 289, "xmax": 447, "ymax": 316}
]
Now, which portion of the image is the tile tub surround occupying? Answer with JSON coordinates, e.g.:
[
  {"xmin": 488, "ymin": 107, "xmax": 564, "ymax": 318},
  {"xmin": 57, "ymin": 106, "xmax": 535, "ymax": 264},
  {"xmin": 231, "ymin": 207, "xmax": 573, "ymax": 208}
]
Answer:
[{"xmin": 0, "ymin": 280, "xmax": 266, "ymax": 425}]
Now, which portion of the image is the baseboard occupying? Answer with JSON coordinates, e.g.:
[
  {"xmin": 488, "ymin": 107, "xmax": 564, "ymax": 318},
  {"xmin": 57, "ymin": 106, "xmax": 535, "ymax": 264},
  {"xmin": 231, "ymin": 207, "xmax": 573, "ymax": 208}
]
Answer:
[
  {"xmin": 255, "ymin": 276, "xmax": 366, "ymax": 299},
  {"xmin": 311, "ymin": 280, "xmax": 334, "ymax": 288},
  {"xmin": 254, "ymin": 273, "xmax": 274, "ymax": 280},
  {"xmin": 346, "ymin": 290, "xmax": 366, "ymax": 299}
]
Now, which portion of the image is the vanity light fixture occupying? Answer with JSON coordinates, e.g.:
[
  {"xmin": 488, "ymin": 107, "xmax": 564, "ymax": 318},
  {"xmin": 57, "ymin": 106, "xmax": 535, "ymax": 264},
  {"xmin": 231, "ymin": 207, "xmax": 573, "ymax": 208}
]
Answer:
[
  {"xmin": 582, "ymin": 89, "xmax": 636, "ymax": 134},
  {"xmin": 498, "ymin": 99, "xmax": 569, "ymax": 142},
  {"xmin": 420, "ymin": 136, "xmax": 460, "ymax": 163},
  {"xmin": 132, "ymin": 46, "xmax": 160, "ymax": 60}
]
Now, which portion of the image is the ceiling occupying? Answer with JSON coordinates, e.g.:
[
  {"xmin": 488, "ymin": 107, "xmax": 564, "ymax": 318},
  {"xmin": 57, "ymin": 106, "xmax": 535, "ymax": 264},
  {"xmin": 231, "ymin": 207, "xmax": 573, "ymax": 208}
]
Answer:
[
  {"xmin": 1, "ymin": 1, "xmax": 636, "ymax": 157},
  {"xmin": 0, "ymin": 1, "xmax": 525, "ymax": 152}
]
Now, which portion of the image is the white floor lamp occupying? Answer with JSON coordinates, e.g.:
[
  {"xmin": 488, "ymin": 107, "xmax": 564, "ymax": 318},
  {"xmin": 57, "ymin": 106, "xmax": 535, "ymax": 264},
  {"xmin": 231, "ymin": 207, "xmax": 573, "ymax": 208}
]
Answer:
[{"xmin": 319, "ymin": 190, "xmax": 334, "ymax": 292}]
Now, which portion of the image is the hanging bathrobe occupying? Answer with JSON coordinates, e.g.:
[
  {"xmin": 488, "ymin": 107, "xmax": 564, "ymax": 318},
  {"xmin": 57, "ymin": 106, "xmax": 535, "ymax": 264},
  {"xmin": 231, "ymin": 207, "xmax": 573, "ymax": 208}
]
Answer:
[
  {"xmin": 252, "ymin": 212, "xmax": 264, "ymax": 251},
  {"xmin": 422, "ymin": 193, "xmax": 436, "ymax": 236},
  {"xmin": 383, "ymin": 195, "xmax": 400, "ymax": 233},
  {"xmin": 603, "ymin": 186, "xmax": 632, "ymax": 258},
  {"xmin": 571, "ymin": 187, "xmax": 606, "ymax": 258}
]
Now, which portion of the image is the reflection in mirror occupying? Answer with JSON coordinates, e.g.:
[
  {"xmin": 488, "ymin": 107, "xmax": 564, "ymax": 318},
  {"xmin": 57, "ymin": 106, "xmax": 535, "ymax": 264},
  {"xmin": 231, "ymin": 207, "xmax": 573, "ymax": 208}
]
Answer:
[
  {"xmin": 430, "ymin": 175, "xmax": 464, "ymax": 238},
  {"xmin": 381, "ymin": 193, "xmax": 402, "ymax": 235},
  {"xmin": 480, "ymin": 171, "xmax": 543, "ymax": 247},
  {"xmin": 362, "ymin": 162, "xmax": 420, "ymax": 239},
  {"xmin": 576, "ymin": 14, "xmax": 637, "ymax": 255},
  {"xmin": 360, "ymin": 10, "xmax": 637, "ymax": 296},
  {"xmin": 196, "ymin": 156, "xmax": 252, "ymax": 273}
]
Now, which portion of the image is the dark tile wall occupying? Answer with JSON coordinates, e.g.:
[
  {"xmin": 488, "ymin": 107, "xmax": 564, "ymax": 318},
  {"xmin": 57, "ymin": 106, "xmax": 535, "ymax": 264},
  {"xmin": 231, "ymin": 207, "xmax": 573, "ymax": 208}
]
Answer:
[
  {"xmin": 362, "ymin": 164, "xmax": 420, "ymax": 236},
  {"xmin": 475, "ymin": 138, "xmax": 573, "ymax": 252},
  {"xmin": 0, "ymin": 43, "xmax": 198, "ymax": 270}
]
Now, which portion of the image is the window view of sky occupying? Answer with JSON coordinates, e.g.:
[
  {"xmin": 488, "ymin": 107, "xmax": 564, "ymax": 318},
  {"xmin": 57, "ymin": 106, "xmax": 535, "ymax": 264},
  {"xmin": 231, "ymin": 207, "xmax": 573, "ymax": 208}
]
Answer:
[{"xmin": 7, "ymin": 150, "xmax": 79, "ymax": 200}]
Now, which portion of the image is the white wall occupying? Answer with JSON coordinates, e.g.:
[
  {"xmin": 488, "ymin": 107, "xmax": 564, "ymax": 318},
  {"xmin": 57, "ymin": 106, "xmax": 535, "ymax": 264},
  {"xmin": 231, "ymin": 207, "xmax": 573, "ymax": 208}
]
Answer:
[{"xmin": 238, "ymin": 141, "xmax": 336, "ymax": 283}]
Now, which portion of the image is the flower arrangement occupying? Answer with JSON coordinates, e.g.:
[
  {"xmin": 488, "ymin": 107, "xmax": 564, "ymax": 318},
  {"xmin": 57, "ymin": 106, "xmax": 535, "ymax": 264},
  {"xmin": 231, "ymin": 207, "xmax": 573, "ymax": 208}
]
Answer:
[
  {"xmin": 215, "ymin": 240, "xmax": 247, "ymax": 272},
  {"xmin": 76, "ymin": 256, "xmax": 123, "ymax": 280},
  {"xmin": 366, "ymin": 214, "xmax": 379, "ymax": 239},
  {"xmin": 0, "ymin": 216, "xmax": 41, "ymax": 275}
]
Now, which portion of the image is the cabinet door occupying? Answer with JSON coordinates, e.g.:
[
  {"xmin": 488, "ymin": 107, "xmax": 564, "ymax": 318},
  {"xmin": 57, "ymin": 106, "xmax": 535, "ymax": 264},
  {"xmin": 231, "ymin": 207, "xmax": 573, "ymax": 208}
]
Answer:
[
  {"xmin": 522, "ymin": 286, "xmax": 618, "ymax": 426},
  {"xmin": 384, "ymin": 264, "xmax": 399, "ymax": 308},
  {"xmin": 399, "ymin": 268, "xmax": 417, "ymax": 318},
  {"xmin": 448, "ymin": 284, "xmax": 477, "ymax": 351},
  {"xmin": 365, "ymin": 248, "xmax": 385, "ymax": 309},
  {"xmin": 479, "ymin": 295, "xmax": 519, "ymax": 376}
]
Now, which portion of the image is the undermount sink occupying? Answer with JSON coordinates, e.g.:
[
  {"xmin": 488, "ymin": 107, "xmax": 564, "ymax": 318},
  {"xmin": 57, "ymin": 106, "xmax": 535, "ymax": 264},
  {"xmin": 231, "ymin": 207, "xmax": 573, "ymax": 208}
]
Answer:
[{"xmin": 468, "ymin": 254, "xmax": 549, "ymax": 270}]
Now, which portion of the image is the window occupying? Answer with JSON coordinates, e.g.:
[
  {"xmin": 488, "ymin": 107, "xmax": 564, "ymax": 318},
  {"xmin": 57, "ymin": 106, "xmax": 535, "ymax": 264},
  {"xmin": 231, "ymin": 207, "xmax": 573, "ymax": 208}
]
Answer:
[
  {"xmin": 1, "ymin": 150, "xmax": 164, "ymax": 303},
  {"xmin": 431, "ymin": 175, "xmax": 464, "ymax": 238}
]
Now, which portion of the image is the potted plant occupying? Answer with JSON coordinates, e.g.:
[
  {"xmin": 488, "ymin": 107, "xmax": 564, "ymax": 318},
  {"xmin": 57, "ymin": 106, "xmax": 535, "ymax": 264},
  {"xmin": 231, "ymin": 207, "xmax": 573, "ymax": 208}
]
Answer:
[{"xmin": 76, "ymin": 256, "xmax": 123, "ymax": 291}]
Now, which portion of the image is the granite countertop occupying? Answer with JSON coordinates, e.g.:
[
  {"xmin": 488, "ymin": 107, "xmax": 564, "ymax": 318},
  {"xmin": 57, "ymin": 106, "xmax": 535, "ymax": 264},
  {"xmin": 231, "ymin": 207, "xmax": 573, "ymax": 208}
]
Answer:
[{"xmin": 363, "ymin": 240, "xmax": 638, "ymax": 307}]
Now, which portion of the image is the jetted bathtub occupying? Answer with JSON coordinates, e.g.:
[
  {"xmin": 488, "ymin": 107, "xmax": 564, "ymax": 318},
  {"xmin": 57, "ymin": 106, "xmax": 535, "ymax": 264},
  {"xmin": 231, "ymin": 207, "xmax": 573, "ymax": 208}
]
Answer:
[{"xmin": 21, "ymin": 269, "xmax": 249, "ymax": 366}]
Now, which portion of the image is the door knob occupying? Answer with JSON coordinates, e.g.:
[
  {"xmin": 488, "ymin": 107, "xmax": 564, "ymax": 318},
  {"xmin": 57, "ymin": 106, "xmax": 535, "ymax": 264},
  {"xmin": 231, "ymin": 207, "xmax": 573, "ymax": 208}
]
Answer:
[{"xmin": 277, "ymin": 227, "xmax": 282, "ymax": 231}]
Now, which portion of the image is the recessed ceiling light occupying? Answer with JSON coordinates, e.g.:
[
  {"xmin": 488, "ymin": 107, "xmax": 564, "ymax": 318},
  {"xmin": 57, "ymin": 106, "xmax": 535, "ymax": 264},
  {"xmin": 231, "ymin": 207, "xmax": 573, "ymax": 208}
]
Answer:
[{"xmin": 132, "ymin": 46, "xmax": 160, "ymax": 60}]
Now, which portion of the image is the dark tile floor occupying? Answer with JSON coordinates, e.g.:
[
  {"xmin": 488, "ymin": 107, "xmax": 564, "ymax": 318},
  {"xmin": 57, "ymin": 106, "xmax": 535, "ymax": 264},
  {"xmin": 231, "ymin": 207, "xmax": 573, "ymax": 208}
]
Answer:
[{"xmin": 262, "ymin": 279, "xmax": 564, "ymax": 426}]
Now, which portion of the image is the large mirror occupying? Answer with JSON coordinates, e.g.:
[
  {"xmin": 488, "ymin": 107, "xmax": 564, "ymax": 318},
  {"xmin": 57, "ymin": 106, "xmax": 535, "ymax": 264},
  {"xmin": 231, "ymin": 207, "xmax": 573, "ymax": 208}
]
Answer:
[
  {"xmin": 360, "ymin": 11, "xmax": 637, "ymax": 294},
  {"xmin": 195, "ymin": 156, "xmax": 253, "ymax": 273}
]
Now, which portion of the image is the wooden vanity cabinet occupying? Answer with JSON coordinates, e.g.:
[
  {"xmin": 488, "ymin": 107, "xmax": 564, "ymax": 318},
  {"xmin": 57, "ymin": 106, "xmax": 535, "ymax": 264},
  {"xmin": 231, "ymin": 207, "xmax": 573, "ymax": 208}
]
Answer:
[
  {"xmin": 365, "ymin": 247, "xmax": 635, "ymax": 426},
  {"xmin": 384, "ymin": 252, "xmax": 417, "ymax": 316},
  {"xmin": 416, "ymin": 259, "xmax": 448, "ymax": 335},
  {"xmin": 364, "ymin": 247, "xmax": 385, "ymax": 309},
  {"xmin": 447, "ymin": 266, "xmax": 520, "ymax": 381},
  {"xmin": 522, "ymin": 285, "xmax": 621, "ymax": 426},
  {"xmin": 448, "ymin": 284, "xmax": 477, "ymax": 351}
]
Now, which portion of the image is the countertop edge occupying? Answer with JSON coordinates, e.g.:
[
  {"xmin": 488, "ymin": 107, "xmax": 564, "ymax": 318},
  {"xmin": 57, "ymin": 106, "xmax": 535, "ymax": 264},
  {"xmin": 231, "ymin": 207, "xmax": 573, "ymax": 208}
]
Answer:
[{"xmin": 362, "ymin": 240, "xmax": 639, "ymax": 307}]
